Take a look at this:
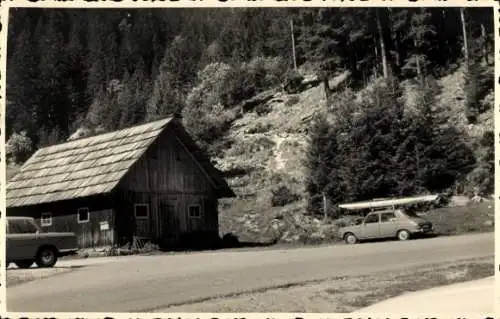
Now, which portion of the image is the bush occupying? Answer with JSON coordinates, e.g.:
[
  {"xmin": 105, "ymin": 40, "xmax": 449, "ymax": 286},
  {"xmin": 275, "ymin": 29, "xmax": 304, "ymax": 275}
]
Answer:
[
  {"xmin": 182, "ymin": 107, "xmax": 235, "ymax": 156},
  {"xmin": 462, "ymin": 130, "xmax": 494, "ymax": 197},
  {"xmin": 283, "ymin": 70, "xmax": 305, "ymax": 94},
  {"xmin": 269, "ymin": 172, "xmax": 284, "ymax": 185},
  {"xmin": 271, "ymin": 185, "xmax": 300, "ymax": 207},
  {"xmin": 228, "ymin": 136, "xmax": 275, "ymax": 157},
  {"xmin": 244, "ymin": 56, "xmax": 288, "ymax": 90},
  {"xmin": 332, "ymin": 215, "xmax": 364, "ymax": 228},
  {"xmin": 6, "ymin": 131, "xmax": 33, "ymax": 164},
  {"xmin": 209, "ymin": 137, "xmax": 234, "ymax": 156},
  {"xmin": 222, "ymin": 233, "xmax": 240, "ymax": 248},
  {"xmin": 247, "ymin": 123, "xmax": 272, "ymax": 134},
  {"xmin": 255, "ymin": 103, "xmax": 271, "ymax": 116},
  {"xmin": 226, "ymin": 56, "xmax": 287, "ymax": 107},
  {"xmin": 285, "ymin": 95, "xmax": 300, "ymax": 106}
]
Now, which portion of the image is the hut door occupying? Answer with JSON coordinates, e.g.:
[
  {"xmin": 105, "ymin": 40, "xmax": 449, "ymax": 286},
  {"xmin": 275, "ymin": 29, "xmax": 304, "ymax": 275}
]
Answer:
[
  {"xmin": 159, "ymin": 200, "xmax": 180, "ymax": 240},
  {"xmin": 134, "ymin": 204, "xmax": 150, "ymax": 238}
]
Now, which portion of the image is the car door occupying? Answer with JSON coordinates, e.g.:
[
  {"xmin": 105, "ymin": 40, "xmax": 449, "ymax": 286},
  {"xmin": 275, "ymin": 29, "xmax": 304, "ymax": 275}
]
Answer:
[
  {"xmin": 361, "ymin": 213, "xmax": 380, "ymax": 239},
  {"xmin": 6, "ymin": 219, "xmax": 25, "ymax": 261},
  {"xmin": 6, "ymin": 219, "xmax": 39, "ymax": 261},
  {"xmin": 379, "ymin": 211, "xmax": 398, "ymax": 238}
]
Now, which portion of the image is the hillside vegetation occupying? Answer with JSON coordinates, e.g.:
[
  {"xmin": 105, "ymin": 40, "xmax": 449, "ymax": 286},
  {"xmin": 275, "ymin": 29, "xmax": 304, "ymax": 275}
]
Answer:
[
  {"xmin": 216, "ymin": 65, "xmax": 494, "ymax": 242},
  {"xmin": 6, "ymin": 8, "xmax": 494, "ymax": 243}
]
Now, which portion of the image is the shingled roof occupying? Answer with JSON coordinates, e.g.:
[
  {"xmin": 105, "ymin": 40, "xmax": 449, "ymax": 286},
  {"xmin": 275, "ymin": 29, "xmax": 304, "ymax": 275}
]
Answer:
[{"xmin": 7, "ymin": 117, "xmax": 235, "ymax": 208}]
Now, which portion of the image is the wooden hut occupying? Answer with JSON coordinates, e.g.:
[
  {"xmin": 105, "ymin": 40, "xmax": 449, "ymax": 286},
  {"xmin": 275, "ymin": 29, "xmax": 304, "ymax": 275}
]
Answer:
[{"xmin": 6, "ymin": 117, "xmax": 235, "ymax": 249}]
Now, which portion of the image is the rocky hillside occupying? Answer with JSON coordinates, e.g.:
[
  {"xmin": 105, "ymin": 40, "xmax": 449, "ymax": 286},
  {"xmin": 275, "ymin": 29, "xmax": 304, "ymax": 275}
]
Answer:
[{"xmin": 215, "ymin": 64, "xmax": 494, "ymax": 243}]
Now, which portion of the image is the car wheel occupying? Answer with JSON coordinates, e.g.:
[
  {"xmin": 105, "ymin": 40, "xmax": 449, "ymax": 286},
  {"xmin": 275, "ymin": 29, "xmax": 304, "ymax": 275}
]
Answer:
[
  {"xmin": 397, "ymin": 229, "xmax": 411, "ymax": 241},
  {"xmin": 35, "ymin": 247, "xmax": 58, "ymax": 268},
  {"xmin": 344, "ymin": 233, "xmax": 358, "ymax": 244},
  {"xmin": 15, "ymin": 260, "xmax": 34, "ymax": 269}
]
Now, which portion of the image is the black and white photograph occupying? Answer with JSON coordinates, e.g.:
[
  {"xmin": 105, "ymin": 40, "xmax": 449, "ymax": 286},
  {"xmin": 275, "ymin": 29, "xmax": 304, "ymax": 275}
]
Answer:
[{"xmin": 1, "ymin": 2, "xmax": 497, "ymax": 314}]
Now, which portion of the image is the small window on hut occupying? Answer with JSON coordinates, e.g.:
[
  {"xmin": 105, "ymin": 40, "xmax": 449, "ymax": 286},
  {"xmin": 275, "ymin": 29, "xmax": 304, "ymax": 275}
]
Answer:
[
  {"xmin": 77, "ymin": 207, "xmax": 90, "ymax": 223},
  {"xmin": 188, "ymin": 205, "xmax": 201, "ymax": 219},
  {"xmin": 134, "ymin": 204, "xmax": 149, "ymax": 219},
  {"xmin": 41, "ymin": 212, "xmax": 52, "ymax": 227}
]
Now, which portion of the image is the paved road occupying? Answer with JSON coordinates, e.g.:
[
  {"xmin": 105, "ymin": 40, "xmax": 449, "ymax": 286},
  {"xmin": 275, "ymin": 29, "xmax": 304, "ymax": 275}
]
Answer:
[{"xmin": 7, "ymin": 233, "xmax": 494, "ymax": 312}]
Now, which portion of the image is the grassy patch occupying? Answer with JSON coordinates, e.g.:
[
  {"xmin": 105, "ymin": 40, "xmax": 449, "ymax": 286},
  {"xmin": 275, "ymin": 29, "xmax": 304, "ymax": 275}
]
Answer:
[
  {"xmin": 329, "ymin": 256, "xmax": 494, "ymax": 312},
  {"xmin": 6, "ymin": 267, "xmax": 75, "ymax": 287},
  {"xmin": 422, "ymin": 201, "xmax": 494, "ymax": 236}
]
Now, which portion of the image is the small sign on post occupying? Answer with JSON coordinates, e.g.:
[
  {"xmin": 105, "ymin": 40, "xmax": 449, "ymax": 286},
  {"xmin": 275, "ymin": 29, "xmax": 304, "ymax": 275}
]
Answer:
[{"xmin": 99, "ymin": 221, "xmax": 109, "ymax": 231}]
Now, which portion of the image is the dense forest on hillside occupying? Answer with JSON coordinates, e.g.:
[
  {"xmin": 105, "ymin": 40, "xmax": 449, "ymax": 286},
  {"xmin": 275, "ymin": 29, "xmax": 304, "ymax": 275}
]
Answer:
[{"xmin": 6, "ymin": 7, "xmax": 495, "ymax": 220}]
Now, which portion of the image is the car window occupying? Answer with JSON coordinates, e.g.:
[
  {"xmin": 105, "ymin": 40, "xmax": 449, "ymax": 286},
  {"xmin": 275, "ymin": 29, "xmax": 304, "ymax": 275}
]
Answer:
[
  {"xmin": 380, "ymin": 212, "xmax": 396, "ymax": 222},
  {"xmin": 24, "ymin": 219, "xmax": 39, "ymax": 233},
  {"xmin": 8, "ymin": 219, "xmax": 38, "ymax": 234},
  {"xmin": 8, "ymin": 221, "xmax": 23, "ymax": 234},
  {"xmin": 364, "ymin": 214, "xmax": 379, "ymax": 224}
]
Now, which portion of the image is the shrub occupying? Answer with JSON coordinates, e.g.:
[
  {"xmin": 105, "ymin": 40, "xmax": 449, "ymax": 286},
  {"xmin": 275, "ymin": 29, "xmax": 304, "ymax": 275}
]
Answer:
[
  {"xmin": 210, "ymin": 137, "xmax": 234, "ymax": 156},
  {"xmin": 271, "ymin": 185, "xmax": 300, "ymax": 207},
  {"xmin": 255, "ymin": 103, "xmax": 271, "ymax": 116},
  {"xmin": 182, "ymin": 63, "xmax": 241, "ymax": 156},
  {"xmin": 226, "ymin": 67, "xmax": 257, "ymax": 106},
  {"xmin": 332, "ymin": 215, "xmax": 364, "ymax": 228},
  {"xmin": 283, "ymin": 70, "xmax": 305, "ymax": 94},
  {"xmin": 244, "ymin": 56, "xmax": 288, "ymax": 90},
  {"xmin": 228, "ymin": 136, "xmax": 275, "ymax": 157},
  {"xmin": 225, "ymin": 56, "xmax": 287, "ymax": 107},
  {"xmin": 6, "ymin": 131, "xmax": 33, "ymax": 164},
  {"xmin": 222, "ymin": 233, "xmax": 240, "ymax": 248},
  {"xmin": 182, "ymin": 107, "xmax": 235, "ymax": 156},
  {"xmin": 269, "ymin": 172, "xmax": 284, "ymax": 185},
  {"xmin": 254, "ymin": 136, "xmax": 275, "ymax": 150},
  {"xmin": 285, "ymin": 95, "xmax": 300, "ymax": 106},
  {"xmin": 247, "ymin": 123, "xmax": 272, "ymax": 134}
]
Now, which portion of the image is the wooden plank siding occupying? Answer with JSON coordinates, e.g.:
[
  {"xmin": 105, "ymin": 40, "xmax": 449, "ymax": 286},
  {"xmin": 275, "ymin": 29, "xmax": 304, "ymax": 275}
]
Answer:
[
  {"xmin": 7, "ymin": 196, "xmax": 116, "ymax": 249},
  {"xmin": 118, "ymin": 126, "xmax": 219, "ymax": 241},
  {"xmin": 122, "ymin": 127, "xmax": 214, "ymax": 194}
]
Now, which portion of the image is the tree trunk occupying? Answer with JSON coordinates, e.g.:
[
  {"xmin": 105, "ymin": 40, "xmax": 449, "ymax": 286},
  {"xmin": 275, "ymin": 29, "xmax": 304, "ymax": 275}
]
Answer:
[
  {"xmin": 481, "ymin": 23, "xmax": 488, "ymax": 64},
  {"xmin": 323, "ymin": 76, "xmax": 331, "ymax": 102},
  {"xmin": 290, "ymin": 19, "xmax": 297, "ymax": 71},
  {"xmin": 414, "ymin": 39, "xmax": 422, "ymax": 81},
  {"xmin": 388, "ymin": 8, "xmax": 400, "ymax": 68},
  {"xmin": 376, "ymin": 8, "xmax": 389, "ymax": 78},
  {"xmin": 322, "ymin": 193, "xmax": 328, "ymax": 221},
  {"xmin": 373, "ymin": 37, "xmax": 379, "ymax": 77},
  {"xmin": 460, "ymin": 8, "xmax": 469, "ymax": 63}
]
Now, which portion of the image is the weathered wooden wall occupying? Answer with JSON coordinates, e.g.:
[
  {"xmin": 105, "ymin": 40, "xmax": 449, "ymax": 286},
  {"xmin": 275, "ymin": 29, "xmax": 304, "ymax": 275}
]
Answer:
[
  {"xmin": 119, "ymin": 126, "xmax": 219, "ymax": 240},
  {"xmin": 7, "ymin": 195, "xmax": 116, "ymax": 249},
  {"xmin": 123, "ymin": 127, "xmax": 215, "ymax": 194}
]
